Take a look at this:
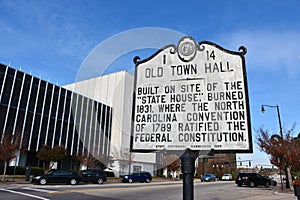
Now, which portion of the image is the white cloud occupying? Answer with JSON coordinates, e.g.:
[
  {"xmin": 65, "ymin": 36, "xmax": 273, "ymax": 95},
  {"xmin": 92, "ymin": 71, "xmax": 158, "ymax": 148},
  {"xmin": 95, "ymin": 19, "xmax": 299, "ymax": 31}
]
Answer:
[{"xmin": 220, "ymin": 29, "xmax": 300, "ymax": 76}]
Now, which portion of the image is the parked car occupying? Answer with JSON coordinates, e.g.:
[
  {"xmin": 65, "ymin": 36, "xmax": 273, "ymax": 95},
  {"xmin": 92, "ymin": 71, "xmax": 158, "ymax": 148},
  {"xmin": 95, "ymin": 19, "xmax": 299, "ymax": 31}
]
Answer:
[
  {"xmin": 121, "ymin": 172, "xmax": 152, "ymax": 183},
  {"xmin": 79, "ymin": 169, "xmax": 107, "ymax": 184},
  {"xmin": 235, "ymin": 172, "xmax": 272, "ymax": 187},
  {"xmin": 264, "ymin": 176, "xmax": 277, "ymax": 186},
  {"xmin": 31, "ymin": 169, "xmax": 81, "ymax": 185},
  {"xmin": 201, "ymin": 174, "xmax": 216, "ymax": 182},
  {"xmin": 221, "ymin": 173, "xmax": 232, "ymax": 181}
]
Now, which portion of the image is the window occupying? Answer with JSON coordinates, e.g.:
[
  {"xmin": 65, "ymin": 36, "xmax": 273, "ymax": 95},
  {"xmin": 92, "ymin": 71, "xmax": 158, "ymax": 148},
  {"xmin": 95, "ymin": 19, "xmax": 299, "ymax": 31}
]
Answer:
[
  {"xmin": 10, "ymin": 71, "xmax": 24, "ymax": 108},
  {"xmin": 50, "ymin": 86, "xmax": 59, "ymax": 118},
  {"xmin": 57, "ymin": 88, "xmax": 66, "ymax": 120},
  {"xmin": 133, "ymin": 166, "xmax": 142, "ymax": 173},
  {"xmin": 43, "ymin": 84, "xmax": 53, "ymax": 117},
  {"xmin": 19, "ymin": 75, "xmax": 32, "ymax": 111},
  {"xmin": 28, "ymin": 80, "xmax": 39, "ymax": 112},
  {"xmin": 35, "ymin": 80, "xmax": 46, "ymax": 114},
  {"xmin": 1, "ymin": 72, "xmax": 14, "ymax": 105}
]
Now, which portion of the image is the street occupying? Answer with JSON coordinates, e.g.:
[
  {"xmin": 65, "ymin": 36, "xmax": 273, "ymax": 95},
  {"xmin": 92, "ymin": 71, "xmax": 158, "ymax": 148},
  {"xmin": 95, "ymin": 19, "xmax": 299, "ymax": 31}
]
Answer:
[{"xmin": 0, "ymin": 181, "xmax": 295, "ymax": 200}]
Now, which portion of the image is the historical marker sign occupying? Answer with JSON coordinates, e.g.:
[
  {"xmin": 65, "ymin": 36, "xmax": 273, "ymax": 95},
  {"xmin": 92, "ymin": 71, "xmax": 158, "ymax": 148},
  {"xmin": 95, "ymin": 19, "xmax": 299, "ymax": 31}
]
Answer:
[{"xmin": 131, "ymin": 37, "xmax": 252, "ymax": 153}]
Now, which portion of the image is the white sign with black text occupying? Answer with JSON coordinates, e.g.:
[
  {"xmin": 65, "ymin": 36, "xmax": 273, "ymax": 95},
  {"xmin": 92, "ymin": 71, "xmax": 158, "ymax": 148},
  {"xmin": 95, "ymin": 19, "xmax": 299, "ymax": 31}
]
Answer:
[{"xmin": 131, "ymin": 37, "xmax": 252, "ymax": 153}]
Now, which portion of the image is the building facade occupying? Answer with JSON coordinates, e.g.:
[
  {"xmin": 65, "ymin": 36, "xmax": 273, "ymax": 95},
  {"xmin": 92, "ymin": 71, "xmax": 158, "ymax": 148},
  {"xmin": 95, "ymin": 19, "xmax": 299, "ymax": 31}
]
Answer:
[
  {"xmin": 0, "ymin": 63, "xmax": 112, "ymax": 168},
  {"xmin": 65, "ymin": 71, "xmax": 157, "ymax": 176}
]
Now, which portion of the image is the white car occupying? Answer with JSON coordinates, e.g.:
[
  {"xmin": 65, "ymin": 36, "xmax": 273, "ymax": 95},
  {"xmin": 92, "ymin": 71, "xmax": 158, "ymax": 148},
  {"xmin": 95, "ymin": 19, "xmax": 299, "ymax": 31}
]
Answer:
[{"xmin": 221, "ymin": 173, "xmax": 232, "ymax": 181}]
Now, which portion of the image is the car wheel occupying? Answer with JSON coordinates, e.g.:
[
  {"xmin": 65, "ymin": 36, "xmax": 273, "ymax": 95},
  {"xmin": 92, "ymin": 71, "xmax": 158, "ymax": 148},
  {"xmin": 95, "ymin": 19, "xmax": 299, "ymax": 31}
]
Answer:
[
  {"xmin": 39, "ymin": 178, "xmax": 47, "ymax": 185},
  {"xmin": 70, "ymin": 178, "xmax": 77, "ymax": 185},
  {"xmin": 145, "ymin": 178, "xmax": 150, "ymax": 183},
  {"xmin": 96, "ymin": 178, "xmax": 104, "ymax": 184},
  {"xmin": 128, "ymin": 179, "xmax": 133, "ymax": 183},
  {"xmin": 265, "ymin": 182, "xmax": 270, "ymax": 188},
  {"xmin": 249, "ymin": 181, "xmax": 255, "ymax": 187},
  {"xmin": 237, "ymin": 184, "xmax": 242, "ymax": 187}
]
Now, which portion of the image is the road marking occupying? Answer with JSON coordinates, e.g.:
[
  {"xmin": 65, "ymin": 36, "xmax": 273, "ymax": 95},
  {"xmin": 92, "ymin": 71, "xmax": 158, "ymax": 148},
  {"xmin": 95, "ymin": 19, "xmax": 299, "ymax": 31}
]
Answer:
[
  {"xmin": 48, "ymin": 182, "xmax": 209, "ymax": 195},
  {"xmin": 49, "ymin": 187, "xmax": 125, "ymax": 194},
  {"xmin": 0, "ymin": 188, "xmax": 50, "ymax": 200},
  {"xmin": 22, "ymin": 186, "xmax": 58, "ymax": 193},
  {"xmin": 49, "ymin": 183, "xmax": 183, "ymax": 194}
]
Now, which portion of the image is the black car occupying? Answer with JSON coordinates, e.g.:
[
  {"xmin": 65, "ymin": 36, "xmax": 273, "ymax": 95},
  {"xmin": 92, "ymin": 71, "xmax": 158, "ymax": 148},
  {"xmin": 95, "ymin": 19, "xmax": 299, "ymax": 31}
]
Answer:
[
  {"xmin": 31, "ymin": 169, "xmax": 81, "ymax": 185},
  {"xmin": 79, "ymin": 169, "xmax": 107, "ymax": 184},
  {"xmin": 235, "ymin": 172, "xmax": 272, "ymax": 187},
  {"xmin": 121, "ymin": 172, "xmax": 152, "ymax": 183}
]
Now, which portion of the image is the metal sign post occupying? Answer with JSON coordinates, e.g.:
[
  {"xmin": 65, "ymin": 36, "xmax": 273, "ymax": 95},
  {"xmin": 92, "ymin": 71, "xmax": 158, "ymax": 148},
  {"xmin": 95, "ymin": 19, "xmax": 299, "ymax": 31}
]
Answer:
[
  {"xmin": 180, "ymin": 149, "xmax": 199, "ymax": 200},
  {"xmin": 131, "ymin": 36, "xmax": 251, "ymax": 200}
]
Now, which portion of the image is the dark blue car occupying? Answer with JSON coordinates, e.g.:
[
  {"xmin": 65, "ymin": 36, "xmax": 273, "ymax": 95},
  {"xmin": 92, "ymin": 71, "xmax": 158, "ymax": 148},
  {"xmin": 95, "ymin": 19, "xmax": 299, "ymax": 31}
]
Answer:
[{"xmin": 121, "ymin": 172, "xmax": 152, "ymax": 183}]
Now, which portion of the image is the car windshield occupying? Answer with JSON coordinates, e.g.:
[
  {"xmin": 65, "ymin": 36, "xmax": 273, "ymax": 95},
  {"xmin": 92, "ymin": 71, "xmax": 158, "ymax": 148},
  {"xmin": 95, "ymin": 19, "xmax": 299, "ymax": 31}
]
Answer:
[
  {"xmin": 206, "ymin": 174, "xmax": 213, "ymax": 177},
  {"xmin": 47, "ymin": 170, "xmax": 55, "ymax": 175}
]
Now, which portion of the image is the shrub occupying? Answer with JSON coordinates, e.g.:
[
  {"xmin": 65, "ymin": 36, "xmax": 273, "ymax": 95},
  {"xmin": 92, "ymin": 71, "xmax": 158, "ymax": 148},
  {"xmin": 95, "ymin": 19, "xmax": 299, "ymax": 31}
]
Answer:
[{"xmin": 0, "ymin": 166, "xmax": 44, "ymax": 176}]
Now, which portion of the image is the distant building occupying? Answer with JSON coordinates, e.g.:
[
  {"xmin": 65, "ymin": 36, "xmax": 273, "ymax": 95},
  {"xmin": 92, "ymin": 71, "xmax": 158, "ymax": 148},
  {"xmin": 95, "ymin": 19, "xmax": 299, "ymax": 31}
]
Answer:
[{"xmin": 197, "ymin": 154, "xmax": 237, "ymax": 178}]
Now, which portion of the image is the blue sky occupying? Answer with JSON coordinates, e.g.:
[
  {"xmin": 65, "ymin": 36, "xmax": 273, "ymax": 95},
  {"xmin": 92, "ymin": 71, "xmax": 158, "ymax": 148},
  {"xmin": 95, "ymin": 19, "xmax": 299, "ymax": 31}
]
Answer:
[{"xmin": 0, "ymin": 0, "xmax": 300, "ymax": 167}]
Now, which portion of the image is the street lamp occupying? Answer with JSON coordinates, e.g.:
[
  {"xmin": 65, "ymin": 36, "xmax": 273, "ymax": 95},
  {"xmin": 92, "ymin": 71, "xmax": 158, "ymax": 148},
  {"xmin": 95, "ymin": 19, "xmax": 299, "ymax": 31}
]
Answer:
[
  {"xmin": 261, "ymin": 104, "xmax": 284, "ymax": 191},
  {"xmin": 261, "ymin": 105, "xmax": 283, "ymax": 137}
]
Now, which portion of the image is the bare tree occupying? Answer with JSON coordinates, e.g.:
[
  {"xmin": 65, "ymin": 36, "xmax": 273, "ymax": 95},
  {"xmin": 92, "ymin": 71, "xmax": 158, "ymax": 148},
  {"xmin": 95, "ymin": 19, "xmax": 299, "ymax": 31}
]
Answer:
[
  {"xmin": 257, "ymin": 127, "xmax": 300, "ymax": 189},
  {"xmin": 78, "ymin": 152, "xmax": 108, "ymax": 169},
  {"xmin": 118, "ymin": 148, "xmax": 134, "ymax": 174},
  {"xmin": 0, "ymin": 131, "xmax": 24, "ymax": 181}
]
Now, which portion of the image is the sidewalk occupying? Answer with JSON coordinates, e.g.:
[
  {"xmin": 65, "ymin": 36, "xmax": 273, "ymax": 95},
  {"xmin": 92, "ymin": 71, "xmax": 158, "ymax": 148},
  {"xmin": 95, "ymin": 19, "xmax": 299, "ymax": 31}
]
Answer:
[
  {"xmin": 247, "ymin": 183, "xmax": 296, "ymax": 200},
  {"xmin": 240, "ymin": 190, "xmax": 295, "ymax": 200}
]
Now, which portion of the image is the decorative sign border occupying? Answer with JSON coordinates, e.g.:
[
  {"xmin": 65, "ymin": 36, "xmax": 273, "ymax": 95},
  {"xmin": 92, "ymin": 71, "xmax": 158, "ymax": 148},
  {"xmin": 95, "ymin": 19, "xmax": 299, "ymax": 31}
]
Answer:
[{"xmin": 131, "ymin": 36, "xmax": 252, "ymax": 154}]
